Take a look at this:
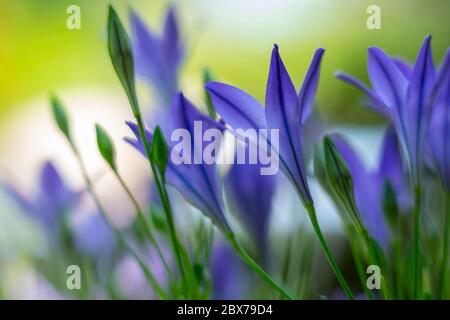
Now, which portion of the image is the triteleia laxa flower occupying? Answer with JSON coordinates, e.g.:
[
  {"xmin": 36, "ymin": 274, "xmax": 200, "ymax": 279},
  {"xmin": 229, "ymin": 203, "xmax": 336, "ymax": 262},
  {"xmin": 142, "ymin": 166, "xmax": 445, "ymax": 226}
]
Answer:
[
  {"xmin": 330, "ymin": 127, "xmax": 410, "ymax": 245},
  {"xmin": 125, "ymin": 93, "xmax": 231, "ymax": 233},
  {"xmin": 428, "ymin": 49, "xmax": 450, "ymax": 190},
  {"xmin": 130, "ymin": 7, "xmax": 183, "ymax": 107},
  {"xmin": 206, "ymin": 45, "xmax": 324, "ymax": 205},
  {"xmin": 336, "ymin": 36, "xmax": 450, "ymax": 186},
  {"xmin": 2, "ymin": 161, "xmax": 80, "ymax": 235}
]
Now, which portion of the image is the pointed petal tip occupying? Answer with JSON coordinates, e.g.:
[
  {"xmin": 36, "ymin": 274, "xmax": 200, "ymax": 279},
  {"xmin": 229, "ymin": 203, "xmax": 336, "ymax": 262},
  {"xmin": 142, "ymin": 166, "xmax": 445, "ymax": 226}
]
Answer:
[
  {"xmin": 315, "ymin": 48, "xmax": 325, "ymax": 55},
  {"xmin": 271, "ymin": 44, "xmax": 281, "ymax": 58},
  {"xmin": 123, "ymin": 136, "xmax": 135, "ymax": 144},
  {"xmin": 128, "ymin": 8, "xmax": 138, "ymax": 20},
  {"xmin": 204, "ymin": 81, "xmax": 216, "ymax": 91},
  {"xmin": 125, "ymin": 121, "xmax": 140, "ymax": 137},
  {"xmin": 419, "ymin": 34, "xmax": 432, "ymax": 50},
  {"xmin": 42, "ymin": 160, "xmax": 56, "ymax": 172},
  {"xmin": 125, "ymin": 120, "xmax": 135, "ymax": 128},
  {"xmin": 334, "ymin": 72, "xmax": 355, "ymax": 82},
  {"xmin": 166, "ymin": 5, "xmax": 177, "ymax": 17},
  {"xmin": 176, "ymin": 91, "xmax": 185, "ymax": 100},
  {"xmin": 368, "ymin": 46, "xmax": 389, "ymax": 58},
  {"xmin": 368, "ymin": 46, "xmax": 379, "ymax": 54},
  {"xmin": 334, "ymin": 71, "xmax": 344, "ymax": 78},
  {"xmin": 205, "ymin": 81, "xmax": 227, "ymax": 94}
]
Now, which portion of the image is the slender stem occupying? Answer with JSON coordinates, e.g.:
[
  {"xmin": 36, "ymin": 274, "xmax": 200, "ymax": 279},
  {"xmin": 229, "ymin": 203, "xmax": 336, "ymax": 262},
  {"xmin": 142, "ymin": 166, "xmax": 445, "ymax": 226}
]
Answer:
[
  {"xmin": 69, "ymin": 143, "xmax": 168, "ymax": 299},
  {"xmin": 392, "ymin": 235, "xmax": 404, "ymax": 299},
  {"xmin": 226, "ymin": 233, "xmax": 294, "ymax": 300},
  {"xmin": 439, "ymin": 191, "xmax": 450, "ymax": 299},
  {"xmin": 346, "ymin": 226, "xmax": 373, "ymax": 300},
  {"xmin": 134, "ymin": 115, "xmax": 189, "ymax": 293},
  {"xmin": 113, "ymin": 170, "xmax": 173, "ymax": 278},
  {"xmin": 413, "ymin": 186, "xmax": 422, "ymax": 299},
  {"xmin": 305, "ymin": 203, "xmax": 354, "ymax": 300},
  {"xmin": 360, "ymin": 229, "xmax": 391, "ymax": 300}
]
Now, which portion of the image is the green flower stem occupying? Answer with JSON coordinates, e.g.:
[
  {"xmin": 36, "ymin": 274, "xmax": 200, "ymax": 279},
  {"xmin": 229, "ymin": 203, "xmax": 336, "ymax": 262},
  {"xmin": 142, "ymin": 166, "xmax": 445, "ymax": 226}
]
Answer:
[
  {"xmin": 305, "ymin": 203, "xmax": 354, "ymax": 300},
  {"xmin": 360, "ymin": 229, "xmax": 391, "ymax": 300},
  {"xmin": 439, "ymin": 191, "xmax": 450, "ymax": 299},
  {"xmin": 226, "ymin": 233, "xmax": 294, "ymax": 300},
  {"xmin": 112, "ymin": 170, "xmax": 173, "ymax": 279},
  {"xmin": 346, "ymin": 226, "xmax": 373, "ymax": 300},
  {"xmin": 391, "ymin": 234, "xmax": 404, "ymax": 299},
  {"xmin": 134, "ymin": 115, "xmax": 191, "ymax": 295},
  {"xmin": 68, "ymin": 142, "xmax": 168, "ymax": 299},
  {"xmin": 413, "ymin": 186, "xmax": 422, "ymax": 299}
]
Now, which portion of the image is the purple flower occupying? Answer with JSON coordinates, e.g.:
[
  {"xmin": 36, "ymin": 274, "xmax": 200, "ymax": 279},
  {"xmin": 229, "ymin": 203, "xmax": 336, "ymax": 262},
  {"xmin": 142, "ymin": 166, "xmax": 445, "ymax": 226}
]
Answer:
[
  {"xmin": 225, "ymin": 146, "xmax": 276, "ymax": 255},
  {"xmin": 336, "ymin": 36, "xmax": 450, "ymax": 186},
  {"xmin": 206, "ymin": 45, "xmax": 325, "ymax": 205},
  {"xmin": 3, "ymin": 161, "xmax": 79, "ymax": 235},
  {"xmin": 73, "ymin": 212, "xmax": 115, "ymax": 257},
  {"xmin": 211, "ymin": 242, "xmax": 249, "ymax": 299},
  {"xmin": 428, "ymin": 49, "xmax": 450, "ymax": 190},
  {"xmin": 331, "ymin": 127, "xmax": 410, "ymax": 245},
  {"xmin": 125, "ymin": 93, "xmax": 231, "ymax": 233},
  {"xmin": 130, "ymin": 6, "xmax": 183, "ymax": 106}
]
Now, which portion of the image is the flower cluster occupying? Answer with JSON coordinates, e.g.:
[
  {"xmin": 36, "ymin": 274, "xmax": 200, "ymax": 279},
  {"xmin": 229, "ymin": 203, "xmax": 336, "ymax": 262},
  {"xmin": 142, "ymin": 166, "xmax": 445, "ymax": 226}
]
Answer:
[{"xmin": 1, "ymin": 4, "xmax": 449, "ymax": 300}]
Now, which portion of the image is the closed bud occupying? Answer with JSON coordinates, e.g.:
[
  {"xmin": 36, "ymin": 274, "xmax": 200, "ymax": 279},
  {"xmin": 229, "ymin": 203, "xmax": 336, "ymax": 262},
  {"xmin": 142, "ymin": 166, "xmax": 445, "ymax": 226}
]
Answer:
[
  {"xmin": 152, "ymin": 126, "xmax": 169, "ymax": 180},
  {"xmin": 50, "ymin": 95, "xmax": 72, "ymax": 143},
  {"xmin": 107, "ymin": 6, "xmax": 140, "ymax": 116},
  {"xmin": 95, "ymin": 124, "xmax": 117, "ymax": 171},
  {"xmin": 323, "ymin": 135, "xmax": 364, "ymax": 233}
]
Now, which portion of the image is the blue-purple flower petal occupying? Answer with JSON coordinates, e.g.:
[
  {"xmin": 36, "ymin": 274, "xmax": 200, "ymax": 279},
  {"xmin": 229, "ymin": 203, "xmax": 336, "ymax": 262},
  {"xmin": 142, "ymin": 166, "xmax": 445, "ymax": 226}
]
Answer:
[
  {"xmin": 298, "ymin": 48, "xmax": 324, "ymax": 124},
  {"xmin": 265, "ymin": 45, "xmax": 312, "ymax": 203},
  {"xmin": 126, "ymin": 94, "xmax": 231, "ymax": 233}
]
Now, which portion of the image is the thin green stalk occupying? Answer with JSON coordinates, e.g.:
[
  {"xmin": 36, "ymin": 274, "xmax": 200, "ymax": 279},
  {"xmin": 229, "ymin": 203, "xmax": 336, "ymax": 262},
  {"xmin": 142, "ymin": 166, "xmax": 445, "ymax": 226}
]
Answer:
[
  {"xmin": 439, "ymin": 191, "xmax": 450, "ymax": 299},
  {"xmin": 346, "ymin": 227, "xmax": 373, "ymax": 300},
  {"xmin": 360, "ymin": 229, "xmax": 391, "ymax": 300},
  {"xmin": 413, "ymin": 186, "xmax": 422, "ymax": 299},
  {"xmin": 305, "ymin": 203, "xmax": 354, "ymax": 300},
  {"xmin": 113, "ymin": 170, "xmax": 173, "ymax": 279},
  {"xmin": 392, "ymin": 235, "xmax": 404, "ymax": 299},
  {"xmin": 226, "ymin": 233, "xmax": 294, "ymax": 300},
  {"xmin": 134, "ymin": 115, "xmax": 190, "ymax": 294},
  {"xmin": 69, "ymin": 143, "xmax": 168, "ymax": 299}
]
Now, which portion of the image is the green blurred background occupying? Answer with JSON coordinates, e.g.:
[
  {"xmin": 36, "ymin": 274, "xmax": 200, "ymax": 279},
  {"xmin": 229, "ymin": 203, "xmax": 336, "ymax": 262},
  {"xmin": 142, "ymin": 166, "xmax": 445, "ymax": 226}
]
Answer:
[
  {"xmin": 0, "ymin": 0, "xmax": 449, "ymax": 188},
  {"xmin": 0, "ymin": 0, "xmax": 448, "ymax": 124}
]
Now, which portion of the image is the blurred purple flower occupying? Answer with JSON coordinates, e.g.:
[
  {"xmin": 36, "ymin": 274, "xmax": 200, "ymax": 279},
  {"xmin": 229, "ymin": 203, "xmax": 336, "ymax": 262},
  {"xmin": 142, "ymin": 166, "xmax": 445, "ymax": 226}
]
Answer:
[
  {"xmin": 336, "ymin": 36, "xmax": 450, "ymax": 185},
  {"xmin": 115, "ymin": 245, "xmax": 171, "ymax": 299},
  {"xmin": 2, "ymin": 161, "xmax": 80, "ymax": 235},
  {"xmin": 211, "ymin": 242, "xmax": 249, "ymax": 299},
  {"xmin": 225, "ymin": 146, "xmax": 277, "ymax": 255},
  {"xmin": 130, "ymin": 6, "xmax": 183, "ymax": 106},
  {"xmin": 331, "ymin": 127, "xmax": 410, "ymax": 245},
  {"xmin": 428, "ymin": 49, "xmax": 450, "ymax": 190},
  {"xmin": 206, "ymin": 45, "xmax": 325, "ymax": 205},
  {"xmin": 125, "ymin": 93, "xmax": 231, "ymax": 233},
  {"xmin": 73, "ymin": 213, "xmax": 115, "ymax": 257}
]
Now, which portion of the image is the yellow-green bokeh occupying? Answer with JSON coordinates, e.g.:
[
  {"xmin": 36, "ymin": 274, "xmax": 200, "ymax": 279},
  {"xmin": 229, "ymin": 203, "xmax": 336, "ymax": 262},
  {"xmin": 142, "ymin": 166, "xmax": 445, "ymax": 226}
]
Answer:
[{"xmin": 0, "ymin": 0, "xmax": 449, "ymax": 124}]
